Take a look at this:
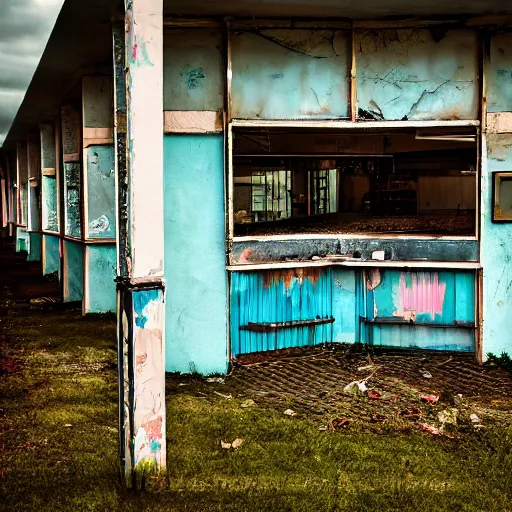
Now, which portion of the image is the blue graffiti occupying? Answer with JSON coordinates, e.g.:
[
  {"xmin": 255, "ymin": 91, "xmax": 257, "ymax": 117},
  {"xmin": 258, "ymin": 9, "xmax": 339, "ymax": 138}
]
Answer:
[{"xmin": 181, "ymin": 67, "xmax": 206, "ymax": 89}]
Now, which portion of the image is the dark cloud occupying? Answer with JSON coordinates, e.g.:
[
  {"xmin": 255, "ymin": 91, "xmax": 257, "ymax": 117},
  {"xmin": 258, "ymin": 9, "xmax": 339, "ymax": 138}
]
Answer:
[{"xmin": 0, "ymin": 0, "xmax": 64, "ymax": 146}]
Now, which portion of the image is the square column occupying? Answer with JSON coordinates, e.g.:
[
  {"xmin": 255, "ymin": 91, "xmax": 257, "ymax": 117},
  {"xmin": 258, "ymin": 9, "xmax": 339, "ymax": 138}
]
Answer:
[{"xmin": 113, "ymin": 0, "xmax": 165, "ymax": 488}]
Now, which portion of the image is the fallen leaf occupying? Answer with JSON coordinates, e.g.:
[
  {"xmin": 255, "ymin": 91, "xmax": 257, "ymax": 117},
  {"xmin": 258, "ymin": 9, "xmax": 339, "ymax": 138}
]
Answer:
[
  {"xmin": 206, "ymin": 377, "xmax": 225, "ymax": 384},
  {"xmin": 240, "ymin": 399, "xmax": 256, "ymax": 408},
  {"xmin": 231, "ymin": 438, "xmax": 244, "ymax": 449},
  {"xmin": 64, "ymin": 424, "xmax": 72, "ymax": 428},
  {"xmin": 284, "ymin": 409, "xmax": 297, "ymax": 417},
  {"xmin": 328, "ymin": 418, "xmax": 350, "ymax": 431},
  {"xmin": 220, "ymin": 440, "xmax": 231, "ymax": 449},
  {"xmin": 368, "ymin": 391, "xmax": 382, "ymax": 400}
]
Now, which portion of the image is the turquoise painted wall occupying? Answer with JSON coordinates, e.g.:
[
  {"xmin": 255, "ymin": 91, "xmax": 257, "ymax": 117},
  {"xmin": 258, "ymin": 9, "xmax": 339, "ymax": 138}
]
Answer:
[
  {"xmin": 231, "ymin": 29, "xmax": 350, "ymax": 119},
  {"xmin": 86, "ymin": 145, "xmax": 116, "ymax": 239},
  {"xmin": 42, "ymin": 176, "xmax": 58, "ymax": 231},
  {"xmin": 163, "ymin": 134, "xmax": 228, "ymax": 374},
  {"xmin": 481, "ymin": 134, "xmax": 512, "ymax": 357},
  {"xmin": 42, "ymin": 234, "xmax": 60, "ymax": 276},
  {"xmin": 85, "ymin": 245, "xmax": 116, "ymax": 313},
  {"xmin": 64, "ymin": 239, "xmax": 83, "ymax": 303},
  {"xmin": 16, "ymin": 227, "xmax": 27, "ymax": 252},
  {"xmin": 27, "ymin": 232, "xmax": 42, "ymax": 262},
  {"xmin": 488, "ymin": 33, "xmax": 512, "ymax": 113}
]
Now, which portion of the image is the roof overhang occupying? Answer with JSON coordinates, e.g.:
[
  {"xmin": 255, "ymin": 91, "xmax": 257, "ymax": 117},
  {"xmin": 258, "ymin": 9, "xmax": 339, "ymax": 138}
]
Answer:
[{"xmin": 4, "ymin": 0, "xmax": 512, "ymax": 148}]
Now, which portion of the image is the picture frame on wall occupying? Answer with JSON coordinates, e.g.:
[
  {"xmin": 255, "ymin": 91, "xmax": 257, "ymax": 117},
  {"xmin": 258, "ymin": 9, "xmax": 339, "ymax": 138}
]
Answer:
[{"xmin": 492, "ymin": 171, "xmax": 512, "ymax": 223}]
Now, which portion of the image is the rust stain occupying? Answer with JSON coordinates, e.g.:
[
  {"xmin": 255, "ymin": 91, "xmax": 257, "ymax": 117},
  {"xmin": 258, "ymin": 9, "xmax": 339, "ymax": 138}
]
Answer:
[{"xmin": 263, "ymin": 268, "xmax": 322, "ymax": 289}]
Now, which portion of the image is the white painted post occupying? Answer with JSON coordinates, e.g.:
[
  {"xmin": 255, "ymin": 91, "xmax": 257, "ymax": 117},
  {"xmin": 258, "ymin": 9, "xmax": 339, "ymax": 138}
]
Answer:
[{"xmin": 113, "ymin": 0, "xmax": 166, "ymax": 489}]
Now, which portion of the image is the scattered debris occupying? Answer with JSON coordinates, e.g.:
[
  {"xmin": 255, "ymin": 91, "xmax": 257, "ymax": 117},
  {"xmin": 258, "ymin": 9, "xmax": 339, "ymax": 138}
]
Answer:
[
  {"xmin": 421, "ymin": 395, "xmax": 439, "ymax": 403},
  {"xmin": 344, "ymin": 380, "xmax": 368, "ymax": 394},
  {"xmin": 206, "ymin": 377, "xmax": 225, "ymax": 384},
  {"xmin": 318, "ymin": 426, "xmax": 328, "ymax": 432},
  {"xmin": 371, "ymin": 413, "xmax": 387, "ymax": 423},
  {"xmin": 419, "ymin": 369, "xmax": 433, "ymax": 379},
  {"xmin": 400, "ymin": 407, "xmax": 422, "ymax": 420},
  {"xmin": 368, "ymin": 391, "xmax": 382, "ymax": 400},
  {"xmin": 64, "ymin": 424, "xmax": 72, "ymax": 428},
  {"xmin": 418, "ymin": 423, "xmax": 441, "ymax": 435},
  {"xmin": 436, "ymin": 356, "xmax": 453, "ymax": 367},
  {"xmin": 328, "ymin": 417, "xmax": 350, "ymax": 431},
  {"xmin": 213, "ymin": 391, "xmax": 233, "ymax": 399},
  {"xmin": 357, "ymin": 364, "xmax": 375, "ymax": 372},
  {"xmin": 438, "ymin": 408, "xmax": 458, "ymax": 428},
  {"xmin": 240, "ymin": 399, "xmax": 256, "ymax": 408},
  {"xmin": 30, "ymin": 296, "xmax": 59, "ymax": 305},
  {"xmin": 469, "ymin": 413, "xmax": 484, "ymax": 428},
  {"xmin": 284, "ymin": 409, "xmax": 297, "ymax": 417},
  {"xmin": 231, "ymin": 438, "xmax": 244, "ymax": 449},
  {"xmin": 220, "ymin": 438, "xmax": 244, "ymax": 450}
]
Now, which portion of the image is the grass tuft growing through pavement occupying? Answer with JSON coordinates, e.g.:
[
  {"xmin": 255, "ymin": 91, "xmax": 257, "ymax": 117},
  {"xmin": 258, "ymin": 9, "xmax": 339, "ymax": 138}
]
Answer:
[{"xmin": 1, "ymin": 307, "xmax": 512, "ymax": 511}]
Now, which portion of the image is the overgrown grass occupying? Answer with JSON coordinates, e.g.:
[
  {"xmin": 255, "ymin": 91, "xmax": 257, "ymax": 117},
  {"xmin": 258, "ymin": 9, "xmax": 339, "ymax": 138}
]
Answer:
[
  {"xmin": 1, "ymin": 308, "xmax": 512, "ymax": 511},
  {"xmin": 486, "ymin": 351, "xmax": 512, "ymax": 373}
]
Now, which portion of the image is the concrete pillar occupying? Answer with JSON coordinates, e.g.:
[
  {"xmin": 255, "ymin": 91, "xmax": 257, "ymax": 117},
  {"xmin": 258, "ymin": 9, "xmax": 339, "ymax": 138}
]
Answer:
[
  {"xmin": 113, "ymin": 0, "xmax": 165, "ymax": 489},
  {"xmin": 27, "ymin": 134, "xmax": 42, "ymax": 262},
  {"xmin": 16, "ymin": 141, "xmax": 28, "ymax": 252}
]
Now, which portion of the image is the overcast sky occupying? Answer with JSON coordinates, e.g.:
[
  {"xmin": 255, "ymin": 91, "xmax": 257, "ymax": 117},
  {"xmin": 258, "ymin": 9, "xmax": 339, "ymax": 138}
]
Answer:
[{"xmin": 0, "ymin": 0, "xmax": 64, "ymax": 146}]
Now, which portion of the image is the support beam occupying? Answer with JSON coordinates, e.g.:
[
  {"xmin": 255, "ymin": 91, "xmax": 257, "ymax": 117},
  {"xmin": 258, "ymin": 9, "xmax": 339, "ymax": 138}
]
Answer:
[{"xmin": 113, "ymin": 0, "xmax": 166, "ymax": 489}]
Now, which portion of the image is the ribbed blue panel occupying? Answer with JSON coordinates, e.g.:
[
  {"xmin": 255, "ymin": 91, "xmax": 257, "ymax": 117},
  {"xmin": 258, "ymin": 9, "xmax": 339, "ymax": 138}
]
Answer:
[
  {"xmin": 365, "ymin": 269, "xmax": 475, "ymax": 351},
  {"xmin": 230, "ymin": 268, "xmax": 333, "ymax": 357},
  {"xmin": 370, "ymin": 325, "xmax": 474, "ymax": 351}
]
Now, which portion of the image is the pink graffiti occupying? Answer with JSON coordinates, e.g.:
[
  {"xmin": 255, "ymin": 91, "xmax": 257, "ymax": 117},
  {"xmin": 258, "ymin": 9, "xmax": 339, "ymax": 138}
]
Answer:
[
  {"xmin": 132, "ymin": 43, "xmax": 138, "ymax": 61},
  {"xmin": 397, "ymin": 272, "xmax": 446, "ymax": 320}
]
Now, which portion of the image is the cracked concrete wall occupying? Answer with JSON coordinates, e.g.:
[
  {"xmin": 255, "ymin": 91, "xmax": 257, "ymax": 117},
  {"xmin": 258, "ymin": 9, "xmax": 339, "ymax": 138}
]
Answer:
[
  {"xmin": 488, "ymin": 33, "xmax": 512, "ymax": 113},
  {"xmin": 231, "ymin": 29, "xmax": 350, "ymax": 119},
  {"xmin": 356, "ymin": 29, "xmax": 479, "ymax": 121}
]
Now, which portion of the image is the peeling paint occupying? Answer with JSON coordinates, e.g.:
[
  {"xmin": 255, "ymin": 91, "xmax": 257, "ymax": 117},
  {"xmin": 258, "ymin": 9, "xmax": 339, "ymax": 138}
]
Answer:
[
  {"xmin": 132, "ymin": 289, "xmax": 165, "ymax": 470},
  {"xmin": 356, "ymin": 29, "xmax": 478, "ymax": 121},
  {"xmin": 367, "ymin": 268, "xmax": 381, "ymax": 290},
  {"xmin": 394, "ymin": 272, "xmax": 446, "ymax": 321}
]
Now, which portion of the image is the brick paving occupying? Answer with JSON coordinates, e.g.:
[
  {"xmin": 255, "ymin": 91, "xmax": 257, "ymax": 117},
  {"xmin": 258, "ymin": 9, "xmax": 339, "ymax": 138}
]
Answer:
[{"xmin": 224, "ymin": 345, "xmax": 512, "ymax": 430}]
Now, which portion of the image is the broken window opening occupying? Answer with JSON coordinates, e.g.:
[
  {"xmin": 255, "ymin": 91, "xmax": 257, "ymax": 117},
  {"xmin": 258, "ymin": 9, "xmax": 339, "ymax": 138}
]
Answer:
[{"xmin": 232, "ymin": 127, "xmax": 477, "ymax": 237}]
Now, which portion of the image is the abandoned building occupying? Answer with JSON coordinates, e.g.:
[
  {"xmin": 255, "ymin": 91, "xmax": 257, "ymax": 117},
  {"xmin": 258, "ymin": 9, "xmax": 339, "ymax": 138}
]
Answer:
[{"xmin": 1, "ymin": 0, "xmax": 512, "ymax": 480}]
